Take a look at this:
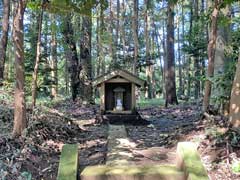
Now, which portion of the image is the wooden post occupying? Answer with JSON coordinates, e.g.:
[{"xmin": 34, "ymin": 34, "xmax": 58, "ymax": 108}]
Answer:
[
  {"xmin": 131, "ymin": 83, "xmax": 136, "ymax": 112},
  {"xmin": 100, "ymin": 83, "xmax": 105, "ymax": 113}
]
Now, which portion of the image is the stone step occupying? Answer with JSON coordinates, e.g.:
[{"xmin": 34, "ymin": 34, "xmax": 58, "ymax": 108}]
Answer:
[
  {"xmin": 80, "ymin": 164, "xmax": 185, "ymax": 180},
  {"xmin": 57, "ymin": 144, "xmax": 78, "ymax": 180},
  {"xmin": 106, "ymin": 124, "xmax": 135, "ymax": 165}
]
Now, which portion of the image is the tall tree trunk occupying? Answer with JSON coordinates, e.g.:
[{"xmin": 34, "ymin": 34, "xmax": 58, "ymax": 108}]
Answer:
[
  {"xmin": 165, "ymin": 0, "xmax": 178, "ymax": 106},
  {"xmin": 50, "ymin": 14, "xmax": 57, "ymax": 98},
  {"xmin": 177, "ymin": 4, "xmax": 183, "ymax": 96},
  {"xmin": 229, "ymin": 51, "xmax": 240, "ymax": 128},
  {"xmin": 213, "ymin": 5, "xmax": 231, "ymax": 114},
  {"xmin": 99, "ymin": 3, "xmax": 105, "ymax": 74},
  {"xmin": 109, "ymin": 0, "xmax": 116, "ymax": 68},
  {"xmin": 120, "ymin": 0, "xmax": 127, "ymax": 62},
  {"xmin": 62, "ymin": 15, "xmax": 80, "ymax": 101},
  {"xmin": 116, "ymin": 0, "xmax": 120, "ymax": 62},
  {"xmin": 12, "ymin": 0, "xmax": 27, "ymax": 137},
  {"xmin": 132, "ymin": 0, "xmax": 139, "ymax": 74},
  {"xmin": 80, "ymin": 13, "xmax": 93, "ymax": 103},
  {"xmin": 0, "ymin": 0, "xmax": 10, "ymax": 83},
  {"xmin": 144, "ymin": 0, "xmax": 153, "ymax": 99},
  {"xmin": 202, "ymin": 0, "xmax": 221, "ymax": 112},
  {"xmin": 32, "ymin": 2, "xmax": 44, "ymax": 108},
  {"xmin": 193, "ymin": 0, "xmax": 200, "ymax": 99}
]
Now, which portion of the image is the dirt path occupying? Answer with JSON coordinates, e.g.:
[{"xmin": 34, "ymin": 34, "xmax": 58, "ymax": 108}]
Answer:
[{"xmin": 1, "ymin": 101, "xmax": 239, "ymax": 180}]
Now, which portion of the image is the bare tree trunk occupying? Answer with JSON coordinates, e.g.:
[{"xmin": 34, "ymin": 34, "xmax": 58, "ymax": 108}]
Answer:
[
  {"xmin": 109, "ymin": 0, "xmax": 116, "ymax": 68},
  {"xmin": 202, "ymin": 0, "xmax": 221, "ymax": 112},
  {"xmin": 80, "ymin": 13, "xmax": 93, "ymax": 104},
  {"xmin": 144, "ymin": 0, "xmax": 153, "ymax": 99},
  {"xmin": 62, "ymin": 15, "xmax": 80, "ymax": 101},
  {"xmin": 12, "ymin": 0, "xmax": 27, "ymax": 137},
  {"xmin": 0, "ymin": 0, "xmax": 10, "ymax": 83},
  {"xmin": 32, "ymin": 2, "xmax": 43, "ymax": 108},
  {"xmin": 132, "ymin": 0, "xmax": 139, "ymax": 74},
  {"xmin": 50, "ymin": 14, "xmax": 57, "ymax": 98},
  {"xmin": 99, "ymin": 3, "xmax": 105, "ymax": 74},
  {"xmin": 229, "ymin": 51, "xmax": 240, "ymax": 128},
  {"xmin": 165, "ymin": 0, "xmax": 178, "ymax": 106},
  {"xmin": 120, "ymin": 0, "xmax": 126, "ymax": 62},
  {"xmin": 177, "ymin": 5, "xmax": 183, "ymax": 96},
  {"xmin": 116, "ymin": 0, "xmax": 120, "ymax": 62}
]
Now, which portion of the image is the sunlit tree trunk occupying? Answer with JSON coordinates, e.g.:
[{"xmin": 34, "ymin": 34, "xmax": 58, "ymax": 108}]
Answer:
[
  {"xmin": 0, "ymin": 0, "xmax": 10, "ymax": 83},
  {"xmin": 99, "ymin": 3, "xmax": 105, "ymax": 74},
  {"xmin": 229, "ymin": 51, "xmax": 240, "ymax": 128},
  {"xmin": 32, "ymin": 2, "xmax": 43, "ymax": 108},
  {"xmin": 12, "ymin": 0, "xmax": 27, "ymax": 137},
  {"xmin": 165, "ymin": 0, "xmax": 178, "ymax": 107},
  {"xmin": 202, "ymin": 0, "xmax": 221, "ymax": 112},
  {"xmin": 80, "ymin": 13, "xmax": 93, "ymax": 103}
]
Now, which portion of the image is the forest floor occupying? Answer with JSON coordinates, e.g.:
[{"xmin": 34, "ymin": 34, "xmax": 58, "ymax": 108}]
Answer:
[{"xmin": 0, "ymin": 98, "xmax": 240, "ymax": 180}]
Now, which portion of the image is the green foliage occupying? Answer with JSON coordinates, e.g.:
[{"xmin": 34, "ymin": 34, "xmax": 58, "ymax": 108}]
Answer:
[
  {"xmin": 211, "ymin": 61, "xmax": 236, "ymax": 105},
  {"xmin": 232, "ymin": 161, "xmax": 240, "ymax": 174}
]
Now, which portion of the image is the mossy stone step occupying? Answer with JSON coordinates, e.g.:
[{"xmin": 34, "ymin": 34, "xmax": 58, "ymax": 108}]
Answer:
[
  {"xmin": 80, "ymin": 164, "xmax": 185, "ymax": 180},
  {"xmin": 176, "ymin": 142, "xmax": 209, "ymax": 180},
  {"xmin": 57, "ymin": 144, "xmax": 78, "ymax": 180}
]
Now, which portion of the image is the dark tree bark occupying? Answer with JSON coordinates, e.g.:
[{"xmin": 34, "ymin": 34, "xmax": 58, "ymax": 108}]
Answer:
[
  {"xmin": 12, "ymin": 0, "xmax": 27, "ymax": 137},
  {"xmin": 202, "ymin": 0, "xmax": 221, "ymax": 112},
  {"xmin": 0, "ymin": 0, "xmax": 10, "ymax": 83},
  {"xmin": 32, "ymin": 2, "xmax": 44, "ymax": 108},
  {"xmin": 80, "ymin": 13, "xmax": 93, "ymax": 103},
  {"xmin": 165, "ymin": 0, "xmax": 178, "ymax": 107},
  {"xmin": 62, "ymin": 15, "xmax": 80, "ymax": 101}
]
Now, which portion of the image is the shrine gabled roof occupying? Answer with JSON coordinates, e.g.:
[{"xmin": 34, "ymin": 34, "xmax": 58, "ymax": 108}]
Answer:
[{"xmin": 92, "ymin": 69, "xmax": 145, "ymax": 87}]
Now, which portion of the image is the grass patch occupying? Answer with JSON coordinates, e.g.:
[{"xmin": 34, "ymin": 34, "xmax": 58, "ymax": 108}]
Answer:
[{"xmin": 137, "ymin": 98, "xmax": 165, "ymax": 108}]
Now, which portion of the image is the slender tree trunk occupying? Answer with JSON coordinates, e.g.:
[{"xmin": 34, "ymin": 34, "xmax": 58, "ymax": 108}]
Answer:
[
  {"xmin": 144, "ymin": 0, "xmax": 153, "ymax": 99},
  {"xmin": 32, "ymin": 3, "xmax": 43, "ymax": 108},
  {"xmin": 50, "ymin": 14, "xmax": 57, "ymax": 98},
  {"xmin": 229, "ymin": 51, "xmax": 240, "ymax": 128},
  {"xmin": 121, "ymin": 0, "xmax": 126, "ymax": 62},
  {"xmin": 109, "ymin": 0, "xmax": 116, "ymax": 68},
  {"xmin": 132, "ymin": 0, "xmax": 139, "ymax": 74},
  {"xmin": 80, "ymin": 13, "xmax": 93, "ymax": 103},
  {"xmin": 154, "ymin": 24, "xmax": 165, "ymax": 98},
  {"xmin": 193, "ymin": 0, "xmax": 200, "ymax": 99},
  {"xmin": 165, "ymin": 0, "xmax": 178, "ymax": 106},
  {"xmin": 202, "ymin": 0, "xmax": 221, "ymax": 112},
  {"xmin": 177, "ymin": 5, "xmax": 183, "ymax": 96},
  {"xmin": 0, "ymin": 0, "xmax": 10, "ymax": 83},
  {"xmin": 12, "ymin": 0, "xmax": 27, "ymax": 137},
  {"xmin": 96, "ymin": 10, "xmax": 100, "ymax": 77},
  {"xmin": 116, "ymin": 0, "xmax": 120, "ymax": 62},
  {"xmin": 99, "ymin": 3, "xmax": 105, "ymax": 74},
  {"xmin": 62, "ymin": 15, "xmax": 80, "ymax": 101}
]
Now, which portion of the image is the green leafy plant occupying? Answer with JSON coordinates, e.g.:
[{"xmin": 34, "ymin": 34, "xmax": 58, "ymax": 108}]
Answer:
[{"xmin": 232, "ymin": 161, "xmax": 240, "ymax": 174}]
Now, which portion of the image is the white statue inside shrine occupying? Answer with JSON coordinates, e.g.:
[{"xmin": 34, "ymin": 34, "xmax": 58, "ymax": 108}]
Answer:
[
  {"xmin": 113, "ymin": 87, "xmax": 125, "ymax": 111},
  {"xmin": 116, "ymin": 98, "xmax": 123, "ymax": 111}
]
